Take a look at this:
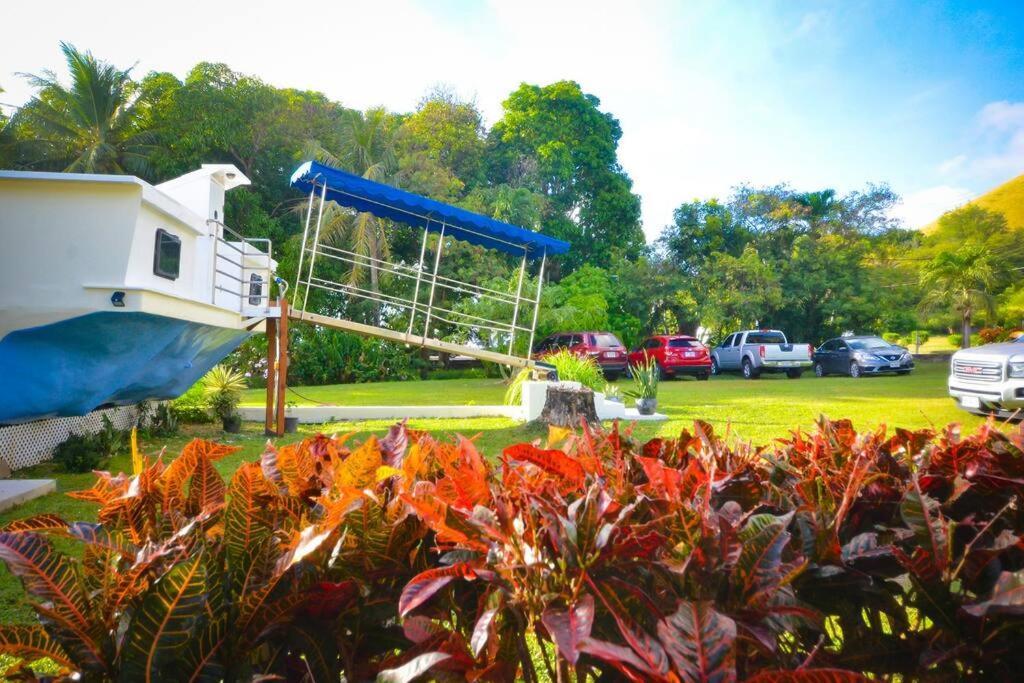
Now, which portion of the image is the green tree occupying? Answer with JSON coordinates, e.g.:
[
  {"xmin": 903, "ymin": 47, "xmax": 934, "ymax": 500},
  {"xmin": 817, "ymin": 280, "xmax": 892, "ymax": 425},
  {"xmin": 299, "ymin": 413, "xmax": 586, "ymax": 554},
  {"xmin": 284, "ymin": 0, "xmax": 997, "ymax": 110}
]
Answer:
[
  {"xmin": 13, "ymin": 42, "xmax": 153, "ymax": 173},
  {"xmin": 695, "ymin": 245, "xmax": 783, "ymax": 337},
  {"xmin": 400, "ymin": 87, "xmax": 485, "ymax": 189},
  {"xmin": 920, "ymin": 246, "xmax": 1002, "ymax": 348},
  {"xmin": 658, "ymin": 199, "xmax": 750, "ymax": 275},
  {"xmin": 488, "ymin": 81, "xmax": 644, "ymax": 272}
]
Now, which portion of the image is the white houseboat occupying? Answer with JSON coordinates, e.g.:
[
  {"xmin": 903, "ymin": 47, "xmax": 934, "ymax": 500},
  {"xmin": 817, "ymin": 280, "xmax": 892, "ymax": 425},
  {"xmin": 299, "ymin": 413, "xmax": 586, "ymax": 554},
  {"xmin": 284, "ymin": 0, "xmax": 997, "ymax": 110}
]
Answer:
[{"xmin": 0, "ymin": 164, "xmax": 276, "ymax": 425}]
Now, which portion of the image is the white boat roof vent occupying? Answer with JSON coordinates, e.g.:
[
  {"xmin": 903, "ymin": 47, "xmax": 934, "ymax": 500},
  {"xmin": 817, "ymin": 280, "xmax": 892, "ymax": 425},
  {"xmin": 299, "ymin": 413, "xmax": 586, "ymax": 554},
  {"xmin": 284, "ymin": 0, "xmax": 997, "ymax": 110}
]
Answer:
[{"xmin": 155, "ymin": 164, "xmax": 250, "ymax": 226}]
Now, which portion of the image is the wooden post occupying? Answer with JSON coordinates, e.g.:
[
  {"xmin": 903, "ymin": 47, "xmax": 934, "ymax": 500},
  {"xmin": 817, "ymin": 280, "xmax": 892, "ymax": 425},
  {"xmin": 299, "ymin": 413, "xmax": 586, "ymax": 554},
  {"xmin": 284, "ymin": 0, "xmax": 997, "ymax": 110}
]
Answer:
[
  {"xmin": 264, "ymin": 300, "xmax": 278, "ymax": 436},
  {"xmin": 275, "ymin": 297, "xmax": 290, "ymax": 436}
]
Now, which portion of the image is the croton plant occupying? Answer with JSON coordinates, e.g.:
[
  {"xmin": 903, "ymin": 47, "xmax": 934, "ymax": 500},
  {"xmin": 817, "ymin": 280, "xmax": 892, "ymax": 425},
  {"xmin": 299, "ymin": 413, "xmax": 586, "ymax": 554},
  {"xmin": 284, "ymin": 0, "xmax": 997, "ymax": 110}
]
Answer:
[{"xmin": 1, "ymin": 417, "xmax": 1024, "ymax": 681}]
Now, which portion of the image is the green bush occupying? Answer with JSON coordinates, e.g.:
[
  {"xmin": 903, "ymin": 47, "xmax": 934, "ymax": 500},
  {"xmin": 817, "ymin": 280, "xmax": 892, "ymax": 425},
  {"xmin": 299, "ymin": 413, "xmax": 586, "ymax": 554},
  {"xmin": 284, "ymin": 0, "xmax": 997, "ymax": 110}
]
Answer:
[
  {"xmin": 948, "ymin": 332, "xmax": 982, "ymax": 348},
  {"xmin": 169, "ymin": 384, "xmax": 213, "ymax": 424},
  {"xmin": 144, "ymin": 402, "xmax": 179, "ymax": 437},
  {"xmin": 504, "ymin": 349, "xmax": 605, "ymax": 405},
  {"xmin": 882, "ymin": 332, "xmax": 902, "ymax": 344},
  {"xmin": 52, "ymin": 433, "xmax": 107, "ymax": 473}
]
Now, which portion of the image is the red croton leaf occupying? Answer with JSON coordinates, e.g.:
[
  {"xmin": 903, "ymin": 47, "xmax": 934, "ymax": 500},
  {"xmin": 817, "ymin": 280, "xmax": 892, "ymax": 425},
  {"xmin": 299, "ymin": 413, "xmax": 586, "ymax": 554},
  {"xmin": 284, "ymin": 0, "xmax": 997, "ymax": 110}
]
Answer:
[
  {"xmin": 502, "ymin": 443, "xmax": 586, "ymax": 484},
  {"xmin": 303, "ymin": 580, "xmax": 359, "ymax": 620},
  {"xmin": 541, "ymin": 594, "xmax": 595, "ymax": 665},
  {"xmin": 399, "ymin": 562, "xmax": 478, "ymax": 616}
]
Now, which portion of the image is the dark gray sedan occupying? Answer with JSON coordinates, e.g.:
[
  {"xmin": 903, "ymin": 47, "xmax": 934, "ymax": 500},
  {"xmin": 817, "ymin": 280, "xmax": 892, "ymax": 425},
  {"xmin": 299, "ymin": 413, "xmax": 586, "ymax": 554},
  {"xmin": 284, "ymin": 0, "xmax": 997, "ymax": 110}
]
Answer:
[{"xmin": 813, "ymin": 335, "xmax": 914, "ymax": 378}]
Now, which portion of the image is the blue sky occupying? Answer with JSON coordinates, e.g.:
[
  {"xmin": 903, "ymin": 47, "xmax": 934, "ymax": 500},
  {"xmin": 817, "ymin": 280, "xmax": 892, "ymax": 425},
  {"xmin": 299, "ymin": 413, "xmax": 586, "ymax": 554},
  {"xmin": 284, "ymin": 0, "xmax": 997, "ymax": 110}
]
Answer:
[{"xmin": 2, "ymin": 0, "xmax": 1023, "ymax": 238}]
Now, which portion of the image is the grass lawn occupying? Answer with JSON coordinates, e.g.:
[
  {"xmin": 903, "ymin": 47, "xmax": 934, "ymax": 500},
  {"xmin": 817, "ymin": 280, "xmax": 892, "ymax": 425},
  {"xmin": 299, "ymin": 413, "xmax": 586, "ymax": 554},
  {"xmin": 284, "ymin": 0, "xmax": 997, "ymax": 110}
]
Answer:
[{"xmin": 0, "ymin": 359, "xmax": 998, "ymax": 625}]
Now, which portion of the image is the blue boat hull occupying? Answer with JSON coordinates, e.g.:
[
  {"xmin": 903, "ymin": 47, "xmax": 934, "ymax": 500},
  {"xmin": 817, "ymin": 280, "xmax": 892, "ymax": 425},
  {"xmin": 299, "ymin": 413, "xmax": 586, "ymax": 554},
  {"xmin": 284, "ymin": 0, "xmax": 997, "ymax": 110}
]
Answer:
[{"xmin": 0, "ymin": 312, "xmax": 251, "ymax": 424}]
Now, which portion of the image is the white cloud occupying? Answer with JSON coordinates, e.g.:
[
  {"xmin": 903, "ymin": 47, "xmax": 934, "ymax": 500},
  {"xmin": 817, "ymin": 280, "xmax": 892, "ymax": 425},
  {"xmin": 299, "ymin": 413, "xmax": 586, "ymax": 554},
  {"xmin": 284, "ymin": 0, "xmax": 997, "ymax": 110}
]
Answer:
[
  {"xmin": 890, "ymin": 185, "xmax": 973, "ymax": 228},
  {"xmin": 937, "ymin": 154, "xmax": 966, "ymax": 175},
  {"xmin": 977, "ymin": 100, "xmax": 1024, "ymax": 132}
]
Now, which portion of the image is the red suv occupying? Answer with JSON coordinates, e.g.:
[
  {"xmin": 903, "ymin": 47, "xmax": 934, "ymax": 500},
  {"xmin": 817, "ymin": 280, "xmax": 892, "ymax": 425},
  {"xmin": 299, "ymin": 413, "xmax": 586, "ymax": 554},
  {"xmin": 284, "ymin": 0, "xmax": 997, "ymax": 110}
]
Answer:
[
  {"xmin": 532, "ymin": 332, "xmax": 628, "ymax": 379},
  {"xmin": 628, "ymin": 335, "xmax": 712, "ymax": 380}
]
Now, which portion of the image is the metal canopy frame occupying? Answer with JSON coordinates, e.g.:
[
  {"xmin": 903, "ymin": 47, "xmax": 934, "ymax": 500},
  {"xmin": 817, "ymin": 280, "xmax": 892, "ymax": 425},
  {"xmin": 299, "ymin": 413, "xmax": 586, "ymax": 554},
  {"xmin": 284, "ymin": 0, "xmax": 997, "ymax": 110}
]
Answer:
[{"xmin": 292, "ymin": 176, "xmax": 550, "ymax": 369}]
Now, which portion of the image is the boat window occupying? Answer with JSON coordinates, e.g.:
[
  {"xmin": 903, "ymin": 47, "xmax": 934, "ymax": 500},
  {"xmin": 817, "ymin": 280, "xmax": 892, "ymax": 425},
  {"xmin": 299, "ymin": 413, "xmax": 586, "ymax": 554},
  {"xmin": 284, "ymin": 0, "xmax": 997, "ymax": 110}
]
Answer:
[
  {"xmin": 153, "ymin": 229, "xmax": 181, "ymax": 280},
  {"xmin": 248, "ymin": 273, "xmax": 263, "ymax": 306}
]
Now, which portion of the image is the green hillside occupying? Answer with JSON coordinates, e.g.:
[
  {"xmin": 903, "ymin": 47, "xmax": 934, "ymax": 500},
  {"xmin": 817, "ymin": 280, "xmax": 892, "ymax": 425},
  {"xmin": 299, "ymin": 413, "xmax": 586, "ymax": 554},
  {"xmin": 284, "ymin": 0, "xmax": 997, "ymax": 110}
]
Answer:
[{"xmin": 924, "ymin": 173, "xmax": 1024, "ymax": 231}]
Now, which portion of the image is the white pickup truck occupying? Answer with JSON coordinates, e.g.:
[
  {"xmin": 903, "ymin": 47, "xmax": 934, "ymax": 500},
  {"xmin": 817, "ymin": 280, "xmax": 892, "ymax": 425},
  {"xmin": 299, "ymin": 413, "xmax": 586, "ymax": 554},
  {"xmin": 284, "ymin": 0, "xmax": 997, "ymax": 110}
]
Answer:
[
  {"xmin": 710, "ymin": 329, "xmax": 814, "ymax": 379},
  {"xmin": 948, "ymin": 337, "xmax": 1024, "ymax": 420}
]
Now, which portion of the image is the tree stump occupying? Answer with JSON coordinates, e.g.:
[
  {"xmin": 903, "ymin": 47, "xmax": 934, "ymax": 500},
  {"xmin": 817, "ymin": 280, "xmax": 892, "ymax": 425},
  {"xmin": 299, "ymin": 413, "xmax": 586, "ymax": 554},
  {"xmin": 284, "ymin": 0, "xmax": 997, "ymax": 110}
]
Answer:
[{"xmin": 537, "ymin": 384, "xmax": 600, "ymax": 428}]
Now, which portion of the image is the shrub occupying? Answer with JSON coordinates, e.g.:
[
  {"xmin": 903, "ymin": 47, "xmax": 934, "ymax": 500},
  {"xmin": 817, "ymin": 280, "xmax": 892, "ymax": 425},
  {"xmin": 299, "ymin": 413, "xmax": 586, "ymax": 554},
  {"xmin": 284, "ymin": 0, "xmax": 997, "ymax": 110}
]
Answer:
[
  {"xmin": 4, "ymin": 420, "xmax": 1024, "ymax": 679},
  {"xmin": 979, "ymin": 326, "xmax": 1013, "ymax": 344},
  {"xmin": 909, "ymin": 329, "xmax": 930, "ymax": 344},
  {"xmin": 948, "ymin": 332, "xmax": 983, "ymax": 348},
  {"xmin": 882, "ymin": 331, "xmax": 902, "ymax": 344},
  {"xmin": 504, "ymin": 349, "xmax": 605, "ymax": 405},
  {"xmin": 51, "ymin": 416, "xmax": 129, "ymax": 473},
  {"xmin": 169, "ymin": 384, "xmax": 213, "ymax": 424},
  {"xmin": 50, "ymin": 432, "xmax": 107, "ymax": 473}
]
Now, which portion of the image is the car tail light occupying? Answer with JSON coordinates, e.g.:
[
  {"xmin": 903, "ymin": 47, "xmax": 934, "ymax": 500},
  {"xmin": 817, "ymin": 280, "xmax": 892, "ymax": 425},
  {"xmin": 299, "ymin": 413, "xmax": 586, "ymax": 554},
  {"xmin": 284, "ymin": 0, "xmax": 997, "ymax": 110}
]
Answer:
[
  {"xmin": 759, "ymin": 345, "xmax": 765, "ymax": 358},
  {"xmin": 807, "ymin": 344, "xmax": 814, "ymax": 358}
]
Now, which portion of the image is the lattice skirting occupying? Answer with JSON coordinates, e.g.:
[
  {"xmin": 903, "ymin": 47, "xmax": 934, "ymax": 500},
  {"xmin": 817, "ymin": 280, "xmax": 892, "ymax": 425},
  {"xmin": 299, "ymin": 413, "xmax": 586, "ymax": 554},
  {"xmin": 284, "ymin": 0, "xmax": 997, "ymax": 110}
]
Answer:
[{"xmin": 0, "ymin": 405, "xmax": 144, "ymax": 471}]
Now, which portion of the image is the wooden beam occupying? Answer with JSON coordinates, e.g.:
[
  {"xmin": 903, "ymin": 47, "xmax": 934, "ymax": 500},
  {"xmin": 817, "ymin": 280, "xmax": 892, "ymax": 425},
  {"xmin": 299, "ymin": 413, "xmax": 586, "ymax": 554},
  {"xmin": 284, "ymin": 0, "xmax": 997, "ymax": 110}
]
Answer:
[
  {"xmin": 275, "ymin": 298, "xmax": 290, "ymax": 436},
  {"xmin": 290, "ymin": 309, "xmax": 538, "ymax": 370},
  {"xmin": 264, "ymin": 301, "xmax": 277, "ymax": 436}
]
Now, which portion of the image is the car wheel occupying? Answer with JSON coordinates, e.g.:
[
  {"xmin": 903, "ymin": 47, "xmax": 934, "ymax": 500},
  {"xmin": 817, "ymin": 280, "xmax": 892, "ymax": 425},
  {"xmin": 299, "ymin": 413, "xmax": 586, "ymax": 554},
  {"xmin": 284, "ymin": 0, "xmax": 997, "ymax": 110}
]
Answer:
[
  {"xmin": 711, "ymin": 357, "xmax": 720, "ymax": 375},
  {"xmin": 850, "ymin": 362, "xmax": 863, "ymax": 378},
  {"xmin": 605, "ymin": 371, "xmax": 620, "ymax": 382},
  {"xmin": 814, "ymin": 362, "xmax": 825, "ymax": 378},
  {"xmin": 786, "ymin": 369, "xmax": 802, "ymax": 379},
  {"xmin": 742, "ymin": 358, "xmax": 760, "ymax": 379}
]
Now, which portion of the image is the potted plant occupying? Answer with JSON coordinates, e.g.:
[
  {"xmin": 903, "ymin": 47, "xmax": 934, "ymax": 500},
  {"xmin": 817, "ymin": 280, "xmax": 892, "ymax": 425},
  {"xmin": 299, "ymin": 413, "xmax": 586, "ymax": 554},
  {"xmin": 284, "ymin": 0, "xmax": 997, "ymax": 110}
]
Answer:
[
  {"xmin": 201, "ymin": 365, "xmax": 247, "ymax": 433},
  {"xmin": 603, "ymin": 382, "xmax": 623, "ymax": 403},
  {"xmin": 627, "ymin": 357, "xmax": 659, "ymax": 415},
  {"xmin": 284, "ymin": 400, "xmax": 299, "ymax": 433}
]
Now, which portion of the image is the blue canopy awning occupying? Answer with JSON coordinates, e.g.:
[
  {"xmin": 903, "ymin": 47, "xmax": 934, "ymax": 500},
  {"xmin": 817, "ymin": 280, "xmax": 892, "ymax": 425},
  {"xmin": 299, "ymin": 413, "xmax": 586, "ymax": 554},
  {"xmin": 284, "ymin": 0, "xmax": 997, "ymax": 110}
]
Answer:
[{"xmin": 290, "ymin": 160, "xmax": 569, "ymax": 259}]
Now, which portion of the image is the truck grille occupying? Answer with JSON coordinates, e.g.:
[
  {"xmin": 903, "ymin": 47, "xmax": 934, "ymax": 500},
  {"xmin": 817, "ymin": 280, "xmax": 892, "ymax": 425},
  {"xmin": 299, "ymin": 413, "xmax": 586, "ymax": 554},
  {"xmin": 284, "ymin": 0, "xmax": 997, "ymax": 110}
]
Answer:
[{"xmin": 953, "ymin": 359, "xmax": 1003, "ymax": 383}]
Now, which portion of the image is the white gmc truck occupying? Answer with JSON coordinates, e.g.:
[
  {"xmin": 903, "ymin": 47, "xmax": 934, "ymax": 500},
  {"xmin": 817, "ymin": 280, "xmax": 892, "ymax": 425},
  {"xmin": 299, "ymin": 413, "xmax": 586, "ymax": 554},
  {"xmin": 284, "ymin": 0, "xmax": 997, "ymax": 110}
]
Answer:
[
  {"xmin": 948, "ymin": 337, "xmax": 1024, "ymax": 420},
  {"xmin": 711, "ymin": 329, "xmax": 814, "ymax": 379}
]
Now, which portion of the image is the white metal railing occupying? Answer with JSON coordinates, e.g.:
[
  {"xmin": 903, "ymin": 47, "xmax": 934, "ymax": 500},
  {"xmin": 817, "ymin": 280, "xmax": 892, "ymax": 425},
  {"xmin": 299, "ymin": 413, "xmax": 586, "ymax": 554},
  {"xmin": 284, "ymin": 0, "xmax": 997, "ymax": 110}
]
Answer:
[
  {"xmin": 292, "ymin": 181, "xmax": 547, "ymax": 364},
  {"xmin": 208, "ymin": 219, "xmax": 274, "ymax": 314}
]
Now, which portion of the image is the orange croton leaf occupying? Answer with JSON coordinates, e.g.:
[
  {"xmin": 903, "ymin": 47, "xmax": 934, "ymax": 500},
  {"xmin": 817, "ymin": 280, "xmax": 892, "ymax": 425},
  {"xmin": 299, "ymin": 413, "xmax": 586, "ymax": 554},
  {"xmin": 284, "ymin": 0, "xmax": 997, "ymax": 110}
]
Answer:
[
  {"xmin": 335, "ymin": 436, "xmax": 383, "ymax": 490},
  {"xmin": 180, "ymin": 438, "xmax": 241, "ymax": 463}
]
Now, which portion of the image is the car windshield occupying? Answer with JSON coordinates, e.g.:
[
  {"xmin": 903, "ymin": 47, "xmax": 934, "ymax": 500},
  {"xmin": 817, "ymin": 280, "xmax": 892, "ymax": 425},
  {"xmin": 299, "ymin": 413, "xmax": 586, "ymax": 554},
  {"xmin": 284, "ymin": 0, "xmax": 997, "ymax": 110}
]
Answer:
[
  {"xmin": 848, "ymin": 337, "xmax": 890, "ymax": 350},
  {"xmin": 746, "ymin": 332, "xmax": 786, "ymax": 344},
  {"xmin": 593, "ymin": 333, "xmax": 622, "ymax": 348}
]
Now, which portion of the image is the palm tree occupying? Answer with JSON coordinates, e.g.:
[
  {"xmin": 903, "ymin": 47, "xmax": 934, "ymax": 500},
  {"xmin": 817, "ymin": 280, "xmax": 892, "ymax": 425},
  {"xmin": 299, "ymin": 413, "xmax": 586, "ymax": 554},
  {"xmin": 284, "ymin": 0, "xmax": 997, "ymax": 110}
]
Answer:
[
  {"xmin": 15, "ymin": 42, "xmax": 153, "ymax": 173},
  {"xmin": 304, "ymin": 108, "xmax": 399, "ymax": 307},
  {"xmin": 797, "ymin": 189, "xmax": 839, "ymax": 233},
  {"xmin": 919, "ymin": 246, "xmax": 1001, "ymax": 348}
]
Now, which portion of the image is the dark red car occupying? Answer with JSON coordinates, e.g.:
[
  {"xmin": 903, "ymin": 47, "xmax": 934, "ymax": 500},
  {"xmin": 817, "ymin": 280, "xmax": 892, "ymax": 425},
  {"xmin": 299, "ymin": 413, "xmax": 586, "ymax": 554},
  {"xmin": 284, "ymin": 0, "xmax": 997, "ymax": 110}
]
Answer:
[
  {"xmin": 628, "ymin": 335, "xmax": 712, "ymax": 380},
  {"xmin": 532, "ymin": 331, "xmax": 628, "ymax": 379}
]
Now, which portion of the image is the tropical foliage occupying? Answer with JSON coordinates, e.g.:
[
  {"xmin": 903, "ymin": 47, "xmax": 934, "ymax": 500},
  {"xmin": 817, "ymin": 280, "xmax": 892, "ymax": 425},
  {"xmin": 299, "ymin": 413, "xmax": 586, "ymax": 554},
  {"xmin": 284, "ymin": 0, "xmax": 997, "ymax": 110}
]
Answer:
[{"xmin": 3, "ymin": 419, "xmax": 1024, "ymax": 679}]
